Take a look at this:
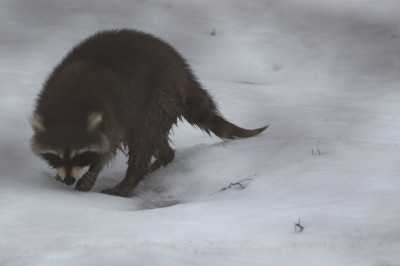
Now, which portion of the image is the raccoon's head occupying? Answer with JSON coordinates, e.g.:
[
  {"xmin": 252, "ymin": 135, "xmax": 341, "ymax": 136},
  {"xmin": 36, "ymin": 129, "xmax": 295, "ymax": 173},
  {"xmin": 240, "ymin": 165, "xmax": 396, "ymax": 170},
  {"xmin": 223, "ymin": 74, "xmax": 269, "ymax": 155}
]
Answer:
[{"xmin": 29, "ymin": 112, "xmax": 111, "ymax": 185}]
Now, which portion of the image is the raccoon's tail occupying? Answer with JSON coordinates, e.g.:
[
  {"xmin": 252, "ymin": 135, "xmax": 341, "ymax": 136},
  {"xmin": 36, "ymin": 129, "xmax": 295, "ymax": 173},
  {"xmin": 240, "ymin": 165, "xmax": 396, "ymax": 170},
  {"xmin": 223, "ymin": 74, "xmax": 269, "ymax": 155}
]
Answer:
[{"xmin": 183, "ymin": 79, "xmax": 268, "ymax": 139}]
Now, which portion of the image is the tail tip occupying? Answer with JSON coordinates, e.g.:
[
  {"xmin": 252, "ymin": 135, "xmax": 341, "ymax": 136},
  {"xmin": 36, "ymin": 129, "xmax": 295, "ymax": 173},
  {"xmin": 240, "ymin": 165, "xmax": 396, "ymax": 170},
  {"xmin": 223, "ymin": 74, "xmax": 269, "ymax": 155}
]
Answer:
[
  {"xmin": 232, "ymin": 124, "xmax": 269, "ymax": 139},
  {"xmin": 255, "ymin": 125, "xmax": 269, "ymax": 135}
]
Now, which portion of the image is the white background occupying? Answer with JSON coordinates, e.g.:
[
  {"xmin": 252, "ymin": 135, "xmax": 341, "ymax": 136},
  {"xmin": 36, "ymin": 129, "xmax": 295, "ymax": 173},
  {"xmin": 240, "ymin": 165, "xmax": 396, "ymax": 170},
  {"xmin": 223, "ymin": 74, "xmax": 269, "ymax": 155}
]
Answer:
[{"xmin": 1, "ymin": 0, "xmax": 400, "ymax": 265}]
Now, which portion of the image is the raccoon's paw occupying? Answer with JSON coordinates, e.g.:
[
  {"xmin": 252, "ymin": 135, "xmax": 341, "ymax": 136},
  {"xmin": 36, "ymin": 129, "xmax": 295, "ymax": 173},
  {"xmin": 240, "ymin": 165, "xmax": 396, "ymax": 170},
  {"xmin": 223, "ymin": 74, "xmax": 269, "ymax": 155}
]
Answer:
[
  {"xmin": 75, "ymin": 178, "xmax": 93, "ymax": 192},
  {"xmin": 101, "ymin": 188, "xmax": 129, "ymax": 197}
]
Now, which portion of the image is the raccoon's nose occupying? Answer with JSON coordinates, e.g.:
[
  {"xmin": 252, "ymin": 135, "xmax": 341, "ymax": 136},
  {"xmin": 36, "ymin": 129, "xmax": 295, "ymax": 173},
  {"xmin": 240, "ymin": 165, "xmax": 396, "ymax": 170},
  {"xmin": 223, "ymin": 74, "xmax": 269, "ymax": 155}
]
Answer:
[{"xmin": 64, "ymin": 176, "xmax": 76, "ymax": 186}]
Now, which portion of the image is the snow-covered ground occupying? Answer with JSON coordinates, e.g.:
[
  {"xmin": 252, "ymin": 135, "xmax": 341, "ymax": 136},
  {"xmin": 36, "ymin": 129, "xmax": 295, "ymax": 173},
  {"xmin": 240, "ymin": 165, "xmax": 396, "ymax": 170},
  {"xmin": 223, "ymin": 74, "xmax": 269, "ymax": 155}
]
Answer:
[{"xmin": 1, "ymin": 0, "xmax": 400, "ymax": 265}]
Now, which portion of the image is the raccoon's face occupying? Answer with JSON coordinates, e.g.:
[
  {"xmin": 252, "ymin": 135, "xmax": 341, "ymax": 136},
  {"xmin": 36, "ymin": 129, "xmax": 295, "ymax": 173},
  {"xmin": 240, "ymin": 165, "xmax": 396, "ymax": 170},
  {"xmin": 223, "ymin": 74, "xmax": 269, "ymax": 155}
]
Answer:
[
  {"xmin": 29, "ymin": 113, "xmax": 110, "ymax": 185},
  {"xmin": 39, "ymin": 149, "xmax": 100, "ymax": 185}
]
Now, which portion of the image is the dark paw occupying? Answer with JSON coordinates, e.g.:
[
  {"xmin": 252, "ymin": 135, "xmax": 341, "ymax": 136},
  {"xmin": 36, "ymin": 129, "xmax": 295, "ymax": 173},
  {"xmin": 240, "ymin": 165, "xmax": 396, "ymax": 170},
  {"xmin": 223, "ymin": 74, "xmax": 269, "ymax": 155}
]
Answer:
[
  {"xmin": 75, "ymin": 178, "xmax": 93, "ymax": 192},
  {"xmin": 101, "ymin": 188, "xmax": 128, "ymax": 197}
]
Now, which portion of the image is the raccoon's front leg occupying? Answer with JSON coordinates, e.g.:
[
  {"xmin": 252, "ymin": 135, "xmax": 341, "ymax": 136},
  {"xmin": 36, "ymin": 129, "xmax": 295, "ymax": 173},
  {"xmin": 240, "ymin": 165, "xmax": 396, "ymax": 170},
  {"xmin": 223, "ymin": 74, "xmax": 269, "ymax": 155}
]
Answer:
[{"xmin": 75, "ymin": 162, "xmax": 103, "ymax": 192}]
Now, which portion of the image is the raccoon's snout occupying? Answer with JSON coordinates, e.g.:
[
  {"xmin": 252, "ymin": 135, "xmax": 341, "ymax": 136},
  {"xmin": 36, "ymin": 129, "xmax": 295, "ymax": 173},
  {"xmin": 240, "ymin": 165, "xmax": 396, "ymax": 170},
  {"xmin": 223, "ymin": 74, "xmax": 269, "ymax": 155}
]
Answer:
[{"xmin": 64, "ymin": 176, "xmax": 76, "ymax": 186}]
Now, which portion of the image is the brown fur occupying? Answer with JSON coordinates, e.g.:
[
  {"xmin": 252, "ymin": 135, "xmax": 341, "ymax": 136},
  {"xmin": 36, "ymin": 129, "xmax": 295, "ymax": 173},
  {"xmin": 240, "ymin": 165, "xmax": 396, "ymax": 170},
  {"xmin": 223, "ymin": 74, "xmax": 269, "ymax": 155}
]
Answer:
[{"xmin": 30, "ymin": 29, "xmax": 268, "ymax": 196}]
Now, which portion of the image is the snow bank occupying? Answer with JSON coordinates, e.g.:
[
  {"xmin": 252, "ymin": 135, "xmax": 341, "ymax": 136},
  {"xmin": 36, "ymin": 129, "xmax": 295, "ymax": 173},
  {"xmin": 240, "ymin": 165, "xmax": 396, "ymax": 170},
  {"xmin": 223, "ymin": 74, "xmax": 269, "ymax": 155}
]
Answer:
[{"xmin": 1, "ymin": 0, "xmax": 400, "ymax": 265}]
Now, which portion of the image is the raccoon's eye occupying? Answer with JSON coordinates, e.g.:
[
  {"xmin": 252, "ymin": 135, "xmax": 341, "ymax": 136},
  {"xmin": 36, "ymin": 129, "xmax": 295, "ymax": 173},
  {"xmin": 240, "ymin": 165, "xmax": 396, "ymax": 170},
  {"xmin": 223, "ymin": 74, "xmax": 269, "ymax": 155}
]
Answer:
[
  {"xmin": 72, "ymin": 152, "xmax": 96, "ymax": 167},
  {"xmin": 41, "ymin": 153, "xmax": 63, "ymax": 168}
]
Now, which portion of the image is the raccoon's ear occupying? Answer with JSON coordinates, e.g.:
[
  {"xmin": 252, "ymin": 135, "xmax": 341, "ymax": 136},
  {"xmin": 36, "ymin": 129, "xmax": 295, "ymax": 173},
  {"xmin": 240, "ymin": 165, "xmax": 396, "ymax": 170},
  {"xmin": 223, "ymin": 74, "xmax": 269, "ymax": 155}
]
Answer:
[
  {"xmin": 87, "ymin": 113, "xmax": 103, "ymax": 131},
  {"xmin": 29, "ymin": 114, "xmax": 46, "ymax": 133}
]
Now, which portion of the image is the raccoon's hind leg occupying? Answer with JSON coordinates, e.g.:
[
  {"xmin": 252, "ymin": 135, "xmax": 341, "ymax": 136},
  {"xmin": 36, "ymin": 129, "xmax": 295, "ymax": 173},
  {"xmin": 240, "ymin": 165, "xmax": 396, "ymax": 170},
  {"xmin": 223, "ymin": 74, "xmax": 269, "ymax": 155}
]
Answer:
[
  {"xmin": 101, "ymin": 141, "xmax": 152, "ymax": 197},
  {"xmin": 102, "ymin": 115, "xmax": 180, "ymax": 196},
  {"xmin": 101, "ymin": 135, "xmax": 175, "ymax": 197},
  {"xmin": 75, "ymin": 161, "xmax": 103, "ymax": 192},
  {"xmin": 149, "ymin": 140, "xmax": 175, "ymax": 172}
]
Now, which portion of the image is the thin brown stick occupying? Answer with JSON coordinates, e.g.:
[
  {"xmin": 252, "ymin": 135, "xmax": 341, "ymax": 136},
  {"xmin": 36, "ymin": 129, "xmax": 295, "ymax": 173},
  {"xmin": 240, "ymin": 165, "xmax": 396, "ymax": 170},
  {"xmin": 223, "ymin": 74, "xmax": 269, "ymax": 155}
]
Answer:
[
  {"xmin": 312, "ymin": 149, "xmax": 321, "ymax": 155},
  {"xmin": 295, "ymin": 218, "xmax": 304, "ymax": 233},
  {"xmin": 221, "ymin": 178, "xmax": 252, "ymax": 191}
]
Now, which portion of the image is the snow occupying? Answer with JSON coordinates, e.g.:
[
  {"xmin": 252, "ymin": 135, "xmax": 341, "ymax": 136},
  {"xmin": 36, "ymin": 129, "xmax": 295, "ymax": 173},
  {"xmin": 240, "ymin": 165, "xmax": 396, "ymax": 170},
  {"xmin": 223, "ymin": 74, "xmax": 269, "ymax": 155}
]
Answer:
[{"xmin": 1, "ymin": 0, "xmax": 400, "ymax": 265}]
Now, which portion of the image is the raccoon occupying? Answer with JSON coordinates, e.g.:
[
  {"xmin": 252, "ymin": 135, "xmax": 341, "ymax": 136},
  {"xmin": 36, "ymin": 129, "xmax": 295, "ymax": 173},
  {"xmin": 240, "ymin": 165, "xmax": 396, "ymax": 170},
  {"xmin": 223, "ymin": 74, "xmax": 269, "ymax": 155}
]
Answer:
[{"xmin": 29, "ymin": 29, "xmax": 267, "ymax": 197}]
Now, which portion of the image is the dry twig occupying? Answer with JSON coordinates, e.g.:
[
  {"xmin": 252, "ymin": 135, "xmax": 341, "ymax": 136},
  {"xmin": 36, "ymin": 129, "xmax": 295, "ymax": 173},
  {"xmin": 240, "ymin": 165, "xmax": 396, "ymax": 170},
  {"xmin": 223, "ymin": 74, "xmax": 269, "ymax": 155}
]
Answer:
[
  {"xmin": 312, "ymin": 149, "xmax": 321, "ymax": 155},
  {"xmin": 221, "ymin": 178, "xmax": 252, "ymax": 191},
  {"xmin": 294, "ymin": 218, "xmax": 304, "ymax": 233}
]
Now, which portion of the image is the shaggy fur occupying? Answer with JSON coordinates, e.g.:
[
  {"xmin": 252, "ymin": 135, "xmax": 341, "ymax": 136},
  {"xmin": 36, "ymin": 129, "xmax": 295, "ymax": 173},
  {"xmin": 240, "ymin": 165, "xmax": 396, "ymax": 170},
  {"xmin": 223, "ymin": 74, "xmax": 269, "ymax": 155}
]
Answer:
[{"xmin": 30, "ymin": 29, "xmax": 267, "ymax": 196}]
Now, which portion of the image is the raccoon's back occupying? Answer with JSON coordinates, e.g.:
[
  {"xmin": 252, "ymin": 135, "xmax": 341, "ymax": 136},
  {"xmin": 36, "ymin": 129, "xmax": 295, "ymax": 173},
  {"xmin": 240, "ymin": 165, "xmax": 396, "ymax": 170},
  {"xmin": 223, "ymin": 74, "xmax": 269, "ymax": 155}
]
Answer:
[
  {"xmin": 48, "ymin": 30, "xmax": 189, "ymax": 85},
  {"xmin": 37, "ymin": 30, "xmax": 189, "ymax": 129}
]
